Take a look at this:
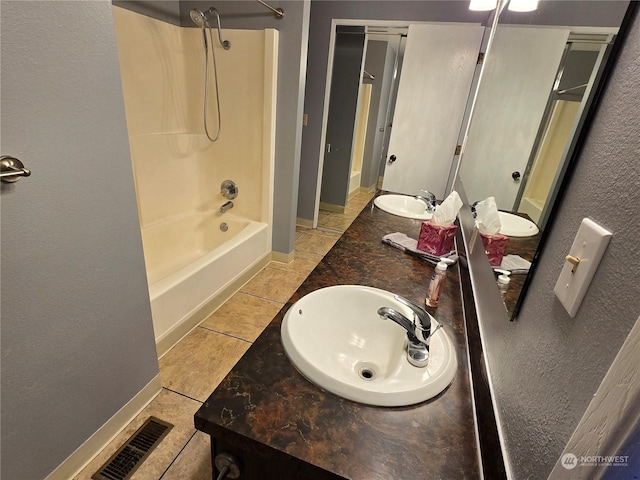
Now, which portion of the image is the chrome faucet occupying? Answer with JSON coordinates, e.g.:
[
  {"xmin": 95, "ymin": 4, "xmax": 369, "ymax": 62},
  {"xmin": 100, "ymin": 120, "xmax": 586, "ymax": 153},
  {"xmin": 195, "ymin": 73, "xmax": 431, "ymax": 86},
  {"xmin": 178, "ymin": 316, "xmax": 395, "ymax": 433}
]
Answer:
[
  {"xmin": 219, "ymin": 200, "xmax": 234, "ymax": 213},
  {"xmin": 415, "ymin": 189, "xmax": 437, "ymax": 213},
  {"xmin": 377, "ymin": 295, "xmax": 441, "ymax": 368}
]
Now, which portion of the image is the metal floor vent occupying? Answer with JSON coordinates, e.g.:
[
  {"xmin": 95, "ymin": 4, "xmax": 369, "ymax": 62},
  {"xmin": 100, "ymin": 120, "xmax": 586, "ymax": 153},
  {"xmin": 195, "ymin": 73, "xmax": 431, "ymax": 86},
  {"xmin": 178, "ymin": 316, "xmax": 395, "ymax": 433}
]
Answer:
[{"xmin": 92, "ymin": 416, "xmax": 173, "ymax": 480}]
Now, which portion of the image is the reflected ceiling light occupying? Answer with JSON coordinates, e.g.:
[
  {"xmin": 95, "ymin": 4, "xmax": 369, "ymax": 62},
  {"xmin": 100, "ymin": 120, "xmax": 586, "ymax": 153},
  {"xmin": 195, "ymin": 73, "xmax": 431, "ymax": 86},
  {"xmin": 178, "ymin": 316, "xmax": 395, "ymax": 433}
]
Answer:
[
  {"xmin": 508, "ymin": 0, "xmax": 539, "ymax": 12},
  {"xmin": 469, "ymin": 0, "xmax": 498, "ymax": 11}
]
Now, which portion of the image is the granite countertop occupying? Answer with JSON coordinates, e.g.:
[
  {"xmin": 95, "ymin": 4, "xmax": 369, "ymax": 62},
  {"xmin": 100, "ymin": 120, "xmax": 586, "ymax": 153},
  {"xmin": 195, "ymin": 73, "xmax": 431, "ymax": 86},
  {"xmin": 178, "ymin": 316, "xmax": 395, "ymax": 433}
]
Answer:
[{"xmin": 195, "ymin": 195, "xmax": 480, "ymax": 479}]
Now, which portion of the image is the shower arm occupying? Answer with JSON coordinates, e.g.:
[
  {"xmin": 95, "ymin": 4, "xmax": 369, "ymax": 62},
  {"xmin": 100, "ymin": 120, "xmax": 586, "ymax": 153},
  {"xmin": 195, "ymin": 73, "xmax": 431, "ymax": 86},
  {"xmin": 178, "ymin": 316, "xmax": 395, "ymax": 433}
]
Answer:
[
  {"xmin": 257, "ymin": 0, "xmax": 284, "ymax": 19},
  {"xmin": 205, "ymin": 8, "xmax": 231, "ymax": 50}
]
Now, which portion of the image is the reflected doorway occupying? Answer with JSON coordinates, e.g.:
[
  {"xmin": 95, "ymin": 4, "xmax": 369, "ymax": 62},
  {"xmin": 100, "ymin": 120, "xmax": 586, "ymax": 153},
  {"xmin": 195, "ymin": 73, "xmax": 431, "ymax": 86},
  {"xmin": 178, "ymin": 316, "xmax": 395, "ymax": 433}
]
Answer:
[
  {"xmin": 318, "ymin": 25, "xmax": 407, "ymax": 218},
  {"xmin": 515, "ymin": 35, "xmax": 613, "ymax": 229}
]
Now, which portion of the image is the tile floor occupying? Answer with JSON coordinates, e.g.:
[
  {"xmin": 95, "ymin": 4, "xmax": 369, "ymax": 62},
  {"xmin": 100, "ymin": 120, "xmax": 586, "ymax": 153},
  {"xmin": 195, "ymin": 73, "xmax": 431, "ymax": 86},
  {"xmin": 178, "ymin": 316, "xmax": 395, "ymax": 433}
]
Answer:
[{"xmin": 75, "ymin": 191, "xmax": 374, "ymax": 480}]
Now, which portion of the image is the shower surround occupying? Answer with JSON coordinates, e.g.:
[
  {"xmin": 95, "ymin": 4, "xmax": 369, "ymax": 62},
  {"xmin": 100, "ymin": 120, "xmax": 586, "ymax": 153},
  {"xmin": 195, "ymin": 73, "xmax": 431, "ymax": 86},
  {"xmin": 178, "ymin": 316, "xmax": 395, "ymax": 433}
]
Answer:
[{"xmin": 113, "ymin": 7, "xmax": 277, "ymax": 355}]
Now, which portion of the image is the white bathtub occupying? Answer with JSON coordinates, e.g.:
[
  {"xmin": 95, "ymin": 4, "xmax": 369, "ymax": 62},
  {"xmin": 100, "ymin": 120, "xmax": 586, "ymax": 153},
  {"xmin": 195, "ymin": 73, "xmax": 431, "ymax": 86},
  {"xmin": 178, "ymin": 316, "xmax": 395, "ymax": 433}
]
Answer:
[{"xmin": 141, "ymin": 211, "xmax": 271, "ymax": 355}]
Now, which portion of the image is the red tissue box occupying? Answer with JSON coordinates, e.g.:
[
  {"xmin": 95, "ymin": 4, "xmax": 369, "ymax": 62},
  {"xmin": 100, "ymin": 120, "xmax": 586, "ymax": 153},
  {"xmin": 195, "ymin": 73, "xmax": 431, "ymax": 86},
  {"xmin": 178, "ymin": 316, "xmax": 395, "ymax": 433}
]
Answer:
[
  {"xmin": 479, "ymin": 232, "xmax": 509, "ymax": 266},
  {"xmin": 417, "ymin": 221, "xmax": 457, "ymax": 256}
]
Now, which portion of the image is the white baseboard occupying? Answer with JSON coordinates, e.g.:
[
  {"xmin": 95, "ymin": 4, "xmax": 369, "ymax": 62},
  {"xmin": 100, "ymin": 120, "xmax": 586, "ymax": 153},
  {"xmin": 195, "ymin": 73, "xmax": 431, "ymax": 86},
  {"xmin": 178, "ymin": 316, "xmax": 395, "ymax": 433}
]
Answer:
[
  {"xmin": 45, "ymin": 375, "xmax": 162, "ymax": 480},
  {"xmin": 155, "ymin": 252, "xmax": 271, "ymax": 358},
  {"xmin": 296, "ymin": 217, "xmax": 314, "ymax": 228},
  {"xmin": 272, "ymin": 250, "xmax": 295, "ymax": 264},
  {"xmin": 318, "ymin": 202, "xmax": 345, "ymax": 214}
]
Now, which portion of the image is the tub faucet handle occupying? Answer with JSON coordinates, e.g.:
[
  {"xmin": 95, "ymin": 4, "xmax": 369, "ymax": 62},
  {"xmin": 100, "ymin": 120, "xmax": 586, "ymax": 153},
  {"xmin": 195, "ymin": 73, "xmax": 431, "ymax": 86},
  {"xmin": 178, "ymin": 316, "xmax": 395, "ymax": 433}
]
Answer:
[{"xmin": 221, "ymin": 180, "xmax": 238, "ymax": 199}]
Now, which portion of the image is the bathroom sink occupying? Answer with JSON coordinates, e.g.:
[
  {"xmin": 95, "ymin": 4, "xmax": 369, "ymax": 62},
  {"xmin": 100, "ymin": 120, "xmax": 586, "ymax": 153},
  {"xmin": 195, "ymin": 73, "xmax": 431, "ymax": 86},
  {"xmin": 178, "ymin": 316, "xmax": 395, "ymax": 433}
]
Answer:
[
  {"xmin": 498, "ymin": 212, "xmax": 539, "ymax": 237},
  {"xmin": 374, "ymin": 194, "xmax": 433, "ymax": 220},
  {"xmin": 281, "ymin": 285, "xmax": 457, "ymax": 406}
]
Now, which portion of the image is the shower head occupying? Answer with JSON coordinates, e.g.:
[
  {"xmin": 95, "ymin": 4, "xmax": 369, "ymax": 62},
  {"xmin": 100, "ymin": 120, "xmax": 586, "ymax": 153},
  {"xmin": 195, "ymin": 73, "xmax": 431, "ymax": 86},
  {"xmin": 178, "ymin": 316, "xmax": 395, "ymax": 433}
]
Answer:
[
  {"xmin": 190, "ymin": 9, "xmax": 209, "ymax": 27},
  {"xmin": 189, "ymin": 7, "xmax": 230, "ymax": 50},
  {"xmin": 190, "ymin": 9, "xmax": 209, "ymax": 52}
]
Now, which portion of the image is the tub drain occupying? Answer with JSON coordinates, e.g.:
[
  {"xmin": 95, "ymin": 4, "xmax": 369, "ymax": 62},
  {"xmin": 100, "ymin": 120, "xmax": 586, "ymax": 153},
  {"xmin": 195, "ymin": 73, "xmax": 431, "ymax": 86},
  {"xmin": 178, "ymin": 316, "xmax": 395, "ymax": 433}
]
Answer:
[{"xmin": 358, "ymin": 367, "xmax": 376, "ymax": 381}]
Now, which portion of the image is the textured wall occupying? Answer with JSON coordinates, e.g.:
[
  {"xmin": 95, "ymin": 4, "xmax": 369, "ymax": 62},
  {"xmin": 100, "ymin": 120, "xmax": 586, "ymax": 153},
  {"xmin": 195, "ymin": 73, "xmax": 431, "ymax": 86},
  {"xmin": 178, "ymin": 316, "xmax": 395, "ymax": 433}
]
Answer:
[
  {"xmin": 548, "ymin": 315, "xmax": 640, "ymax": 479},
  {"xmin": 475, "ymin": 7, "xmax": 640, "ymax": 479},
  {"xmin": 1, "ymin": 2, "xmax": 159, "ymax": 478}
]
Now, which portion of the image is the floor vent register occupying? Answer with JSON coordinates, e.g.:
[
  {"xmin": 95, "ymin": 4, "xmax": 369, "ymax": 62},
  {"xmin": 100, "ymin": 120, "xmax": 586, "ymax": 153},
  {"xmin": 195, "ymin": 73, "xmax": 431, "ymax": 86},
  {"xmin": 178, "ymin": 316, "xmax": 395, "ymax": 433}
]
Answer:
[{"xmin": 92, "ymin": 416, "xmax": 173, "ymax": 480}]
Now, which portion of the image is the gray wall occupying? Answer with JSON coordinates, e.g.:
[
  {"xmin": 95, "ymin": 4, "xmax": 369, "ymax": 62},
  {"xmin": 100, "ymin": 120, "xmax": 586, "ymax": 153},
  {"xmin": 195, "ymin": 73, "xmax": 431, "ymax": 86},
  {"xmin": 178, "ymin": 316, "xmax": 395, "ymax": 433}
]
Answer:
[
  {"xmin": 1, "ymin": 2, "xmax": 159, "ymax": 479},
  {"xmin": 179, "ymin": 0, "xmax": 310, "ymax": 255},
  {"xmin": 112, "ymin": 0, "xmax": 181, "ymax": 25},
  {"xmin": 471, "ymin": 6, "xmax": 640, "ymax": 479}
]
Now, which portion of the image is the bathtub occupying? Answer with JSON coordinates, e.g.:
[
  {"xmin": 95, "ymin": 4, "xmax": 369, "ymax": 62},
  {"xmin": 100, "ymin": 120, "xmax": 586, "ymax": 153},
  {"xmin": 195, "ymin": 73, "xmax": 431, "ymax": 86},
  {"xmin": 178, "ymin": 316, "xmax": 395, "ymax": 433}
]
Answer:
[{"xmin": 141, "ymin": 211, "xmax": 271, "ymax": 355}]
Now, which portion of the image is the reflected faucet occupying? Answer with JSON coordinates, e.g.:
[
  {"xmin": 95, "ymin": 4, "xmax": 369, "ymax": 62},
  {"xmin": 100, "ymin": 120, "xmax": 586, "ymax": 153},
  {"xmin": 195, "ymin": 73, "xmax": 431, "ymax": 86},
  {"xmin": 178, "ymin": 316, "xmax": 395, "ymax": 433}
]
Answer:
[
  {"xmin": 377, "ymin": 295, "xmax": 441, "ymax": 368},
  {"xmin": 415, "ymin": 189, "xmax": 437, "ymax": 213},
  {"xmin": 471, "ymin": 200, "xmax": 481, "ymax": 218}
]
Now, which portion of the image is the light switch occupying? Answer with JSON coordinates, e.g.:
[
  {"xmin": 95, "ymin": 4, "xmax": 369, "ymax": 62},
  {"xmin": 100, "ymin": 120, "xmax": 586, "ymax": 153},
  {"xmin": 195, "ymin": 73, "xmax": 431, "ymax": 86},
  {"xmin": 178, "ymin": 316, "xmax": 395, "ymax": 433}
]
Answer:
[{"xmin": 554, "ymin": 218, "xmax": 612, "ymax": 317}]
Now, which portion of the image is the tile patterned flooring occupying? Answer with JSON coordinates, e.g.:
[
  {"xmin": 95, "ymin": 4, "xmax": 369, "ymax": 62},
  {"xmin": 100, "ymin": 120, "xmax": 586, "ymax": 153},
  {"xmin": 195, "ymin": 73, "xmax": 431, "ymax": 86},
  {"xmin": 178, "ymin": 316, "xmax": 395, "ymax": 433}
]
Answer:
[{"xmin": 75, "ymin": 191, "xmax": 374, "ymax": 480}]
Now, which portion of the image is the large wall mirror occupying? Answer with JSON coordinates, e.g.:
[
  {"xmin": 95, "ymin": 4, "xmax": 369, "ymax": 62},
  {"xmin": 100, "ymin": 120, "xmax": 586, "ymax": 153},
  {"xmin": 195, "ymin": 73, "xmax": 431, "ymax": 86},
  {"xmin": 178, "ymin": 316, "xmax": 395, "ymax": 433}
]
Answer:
[{"xmin": 456, "ymin": 0, "xmax": 630, "ymax": 319}]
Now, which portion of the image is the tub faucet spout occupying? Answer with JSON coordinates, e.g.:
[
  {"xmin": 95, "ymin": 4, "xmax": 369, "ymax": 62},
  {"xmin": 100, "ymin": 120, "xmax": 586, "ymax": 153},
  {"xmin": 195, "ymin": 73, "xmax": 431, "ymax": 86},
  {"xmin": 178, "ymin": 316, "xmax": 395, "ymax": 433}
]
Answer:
[{"xmin": 220, "ymin": 200, "xmax": 234, "ymax": 213}]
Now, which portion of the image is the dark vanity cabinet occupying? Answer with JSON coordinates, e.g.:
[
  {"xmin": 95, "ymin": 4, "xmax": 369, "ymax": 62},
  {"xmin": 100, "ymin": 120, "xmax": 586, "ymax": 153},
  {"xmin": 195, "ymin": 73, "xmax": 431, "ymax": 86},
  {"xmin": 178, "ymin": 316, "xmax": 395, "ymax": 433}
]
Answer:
[{"xmin": 201, "ymin": 423, "xmax": 344, "ymax": 480}]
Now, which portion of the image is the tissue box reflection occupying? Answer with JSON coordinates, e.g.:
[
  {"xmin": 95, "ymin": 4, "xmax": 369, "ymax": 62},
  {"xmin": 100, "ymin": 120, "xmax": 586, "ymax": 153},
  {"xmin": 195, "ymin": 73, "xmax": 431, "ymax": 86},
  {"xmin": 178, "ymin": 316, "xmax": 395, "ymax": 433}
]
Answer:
[
  {"xmin": 417, "ymin": 221, "xmax": 457, "ymax": 256},
  {"xmin": 479, "ymin": 232, "xmax": 509, "ymax": 266}
]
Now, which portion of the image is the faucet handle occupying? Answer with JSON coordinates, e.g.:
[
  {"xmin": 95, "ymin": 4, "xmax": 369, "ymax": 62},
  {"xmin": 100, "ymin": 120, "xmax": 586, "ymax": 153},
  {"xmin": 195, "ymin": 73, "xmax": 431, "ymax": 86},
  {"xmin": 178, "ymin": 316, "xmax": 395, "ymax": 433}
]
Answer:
[
  {"xmin": 221, "ymin": 180, "xmax": 238, "ymax": 199},
  {"xmin": 393, "ymin": 295, "xmax": 432, "ymax": 332}
]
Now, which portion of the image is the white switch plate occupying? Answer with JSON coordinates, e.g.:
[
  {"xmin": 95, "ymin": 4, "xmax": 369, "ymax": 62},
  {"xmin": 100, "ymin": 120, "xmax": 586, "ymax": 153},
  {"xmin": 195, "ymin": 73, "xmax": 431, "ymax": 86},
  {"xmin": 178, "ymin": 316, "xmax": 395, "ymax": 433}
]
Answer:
[{"xmin": 554, "ymin": 218, "xmax": 612, "ymax": 317}]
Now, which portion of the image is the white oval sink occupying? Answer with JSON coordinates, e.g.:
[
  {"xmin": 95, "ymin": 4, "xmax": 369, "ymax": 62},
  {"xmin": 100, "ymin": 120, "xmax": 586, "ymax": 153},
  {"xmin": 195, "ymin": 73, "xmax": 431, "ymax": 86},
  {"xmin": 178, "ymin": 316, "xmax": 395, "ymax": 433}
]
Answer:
[
  {"xmin": 281, "ymin": 285, "xmax": 457, "ymax": 407},
  {"xmin": 498, "ymin": 212, "xmax": 539, "ymax": 237},
  {"xmin": 374, "ymin": 194, "xmax": 433, "ymax": 220}
]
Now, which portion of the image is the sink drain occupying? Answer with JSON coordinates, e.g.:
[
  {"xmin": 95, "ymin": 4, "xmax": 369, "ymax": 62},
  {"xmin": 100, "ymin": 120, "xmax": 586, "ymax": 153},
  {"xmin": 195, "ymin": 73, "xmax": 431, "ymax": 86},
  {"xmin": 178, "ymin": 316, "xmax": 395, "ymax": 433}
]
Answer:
[{"xmin": 358, "ymin": 367, "xmax": 376, "ymax": 381}]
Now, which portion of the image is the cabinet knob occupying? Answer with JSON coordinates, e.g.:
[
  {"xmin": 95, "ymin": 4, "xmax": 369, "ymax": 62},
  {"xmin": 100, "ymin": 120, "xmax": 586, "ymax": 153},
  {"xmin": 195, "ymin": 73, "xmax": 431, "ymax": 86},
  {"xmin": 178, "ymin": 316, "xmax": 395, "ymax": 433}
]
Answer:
[
  {"xmin": 512, "ymin": 171, "xmax": 521, "ymax": 181},
  {"xmin": 388, "ymin": 154, "xmax": 397, "ymax": 164}
]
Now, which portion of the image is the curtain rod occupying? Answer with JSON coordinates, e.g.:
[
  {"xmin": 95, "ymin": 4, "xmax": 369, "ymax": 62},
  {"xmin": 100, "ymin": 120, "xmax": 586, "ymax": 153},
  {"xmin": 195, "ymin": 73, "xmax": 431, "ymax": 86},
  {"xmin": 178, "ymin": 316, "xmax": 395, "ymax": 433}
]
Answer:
[{"xmin": 257, "ymin": 0, "xmax": 284, "ymax": 19}]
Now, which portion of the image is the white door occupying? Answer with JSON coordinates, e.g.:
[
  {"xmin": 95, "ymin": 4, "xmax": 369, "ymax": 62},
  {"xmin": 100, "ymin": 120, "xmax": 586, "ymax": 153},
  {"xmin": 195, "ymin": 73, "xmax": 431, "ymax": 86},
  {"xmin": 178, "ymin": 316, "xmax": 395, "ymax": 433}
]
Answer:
[
  {"xmin": 382, "ymin": 23, "xmax": 484, "ymax": 199},
  {"xmin": 459, "ymin": 26, "xmax": 570, "ymax": 209}
]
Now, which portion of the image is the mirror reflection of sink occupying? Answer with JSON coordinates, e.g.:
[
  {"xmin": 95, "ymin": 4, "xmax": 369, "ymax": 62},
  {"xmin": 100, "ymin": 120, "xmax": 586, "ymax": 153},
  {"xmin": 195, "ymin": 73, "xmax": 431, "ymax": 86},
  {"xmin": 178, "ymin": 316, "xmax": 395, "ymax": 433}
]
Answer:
[
  {"xmin": 281, "ymin": 285, "xmax": 457, "ymax": 407},
  {"xmin": 498, "ymin": 212, "xmax": 539, "ymax": 237},
  {"xmin": 374, "ymin": 194, "xmax": 433, "ymax": 220}
]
